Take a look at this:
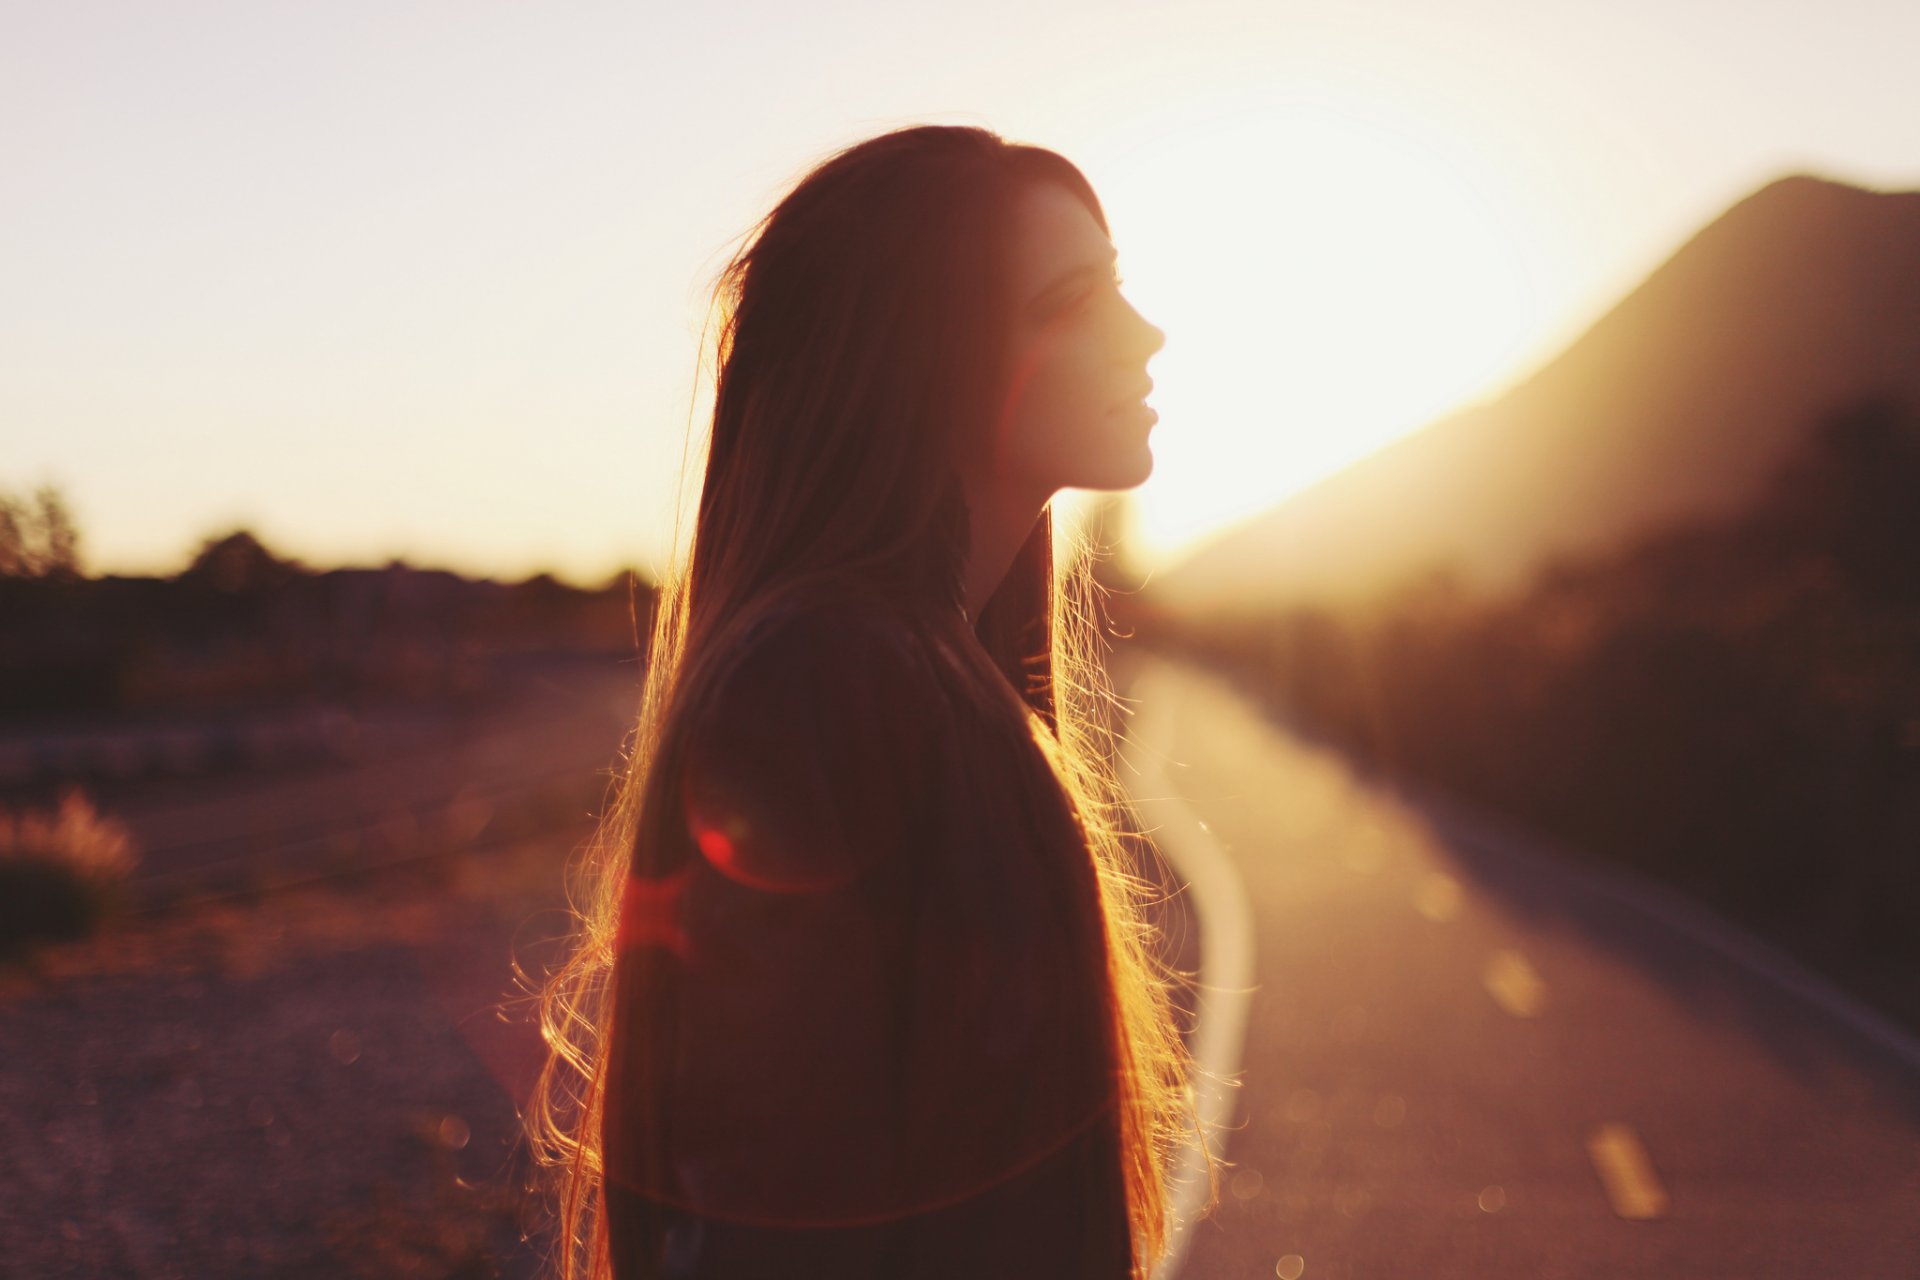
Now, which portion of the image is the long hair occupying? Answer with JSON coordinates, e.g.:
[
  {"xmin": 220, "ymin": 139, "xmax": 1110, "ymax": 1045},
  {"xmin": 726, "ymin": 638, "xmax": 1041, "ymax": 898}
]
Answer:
[{"xmin": 522, "ymin": 123, "xmax": 1221, "ymax": 1278}]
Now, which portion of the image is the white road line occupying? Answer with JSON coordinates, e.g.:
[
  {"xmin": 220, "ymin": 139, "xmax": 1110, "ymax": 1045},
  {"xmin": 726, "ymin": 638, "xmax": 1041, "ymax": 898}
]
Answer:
[
  {"xmin": 1215, "ymin": 676, "xmax": 1920, "ymax": 1073},
  {"xmin": 1399, "ymin": 777, "xmax": 1920, "ymax": 1073},
  {"xmin": 1120, "ymin": 663, "xmax": 1259, "ymax": 1280}
]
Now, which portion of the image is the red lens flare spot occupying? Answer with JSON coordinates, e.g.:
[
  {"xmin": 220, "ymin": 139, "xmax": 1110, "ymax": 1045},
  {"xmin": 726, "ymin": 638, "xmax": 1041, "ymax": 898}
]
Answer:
[
  {"xmin": 686, "ymin": 803, "xmax": 859, "ymax": 894},
  {"xmin": 680, "ymin": 762, "xmax": 863, "ymax": 894},
  {"xmin": 685, "ymin": 802, "xmax": 764, "ymax": 882},
  {"xmin": 693, "ymin": 821, "xmax": 737, "ymax": 872}
]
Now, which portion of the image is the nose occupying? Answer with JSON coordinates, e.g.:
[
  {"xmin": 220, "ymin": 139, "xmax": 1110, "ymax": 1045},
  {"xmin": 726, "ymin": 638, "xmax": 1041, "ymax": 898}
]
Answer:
[
  {"xmin": 1132, "ymin": 303, "xmax": 1166, "ymax": 360},
  {"xmin": 1117, "ymin": 286, "xmax": 1164, "ymax": 353}
]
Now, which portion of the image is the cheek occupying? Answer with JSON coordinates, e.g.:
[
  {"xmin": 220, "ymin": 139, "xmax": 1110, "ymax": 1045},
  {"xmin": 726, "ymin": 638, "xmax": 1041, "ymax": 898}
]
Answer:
[{"xmin": 1000, "ymin": 339, "xmax": 1117, "ymax": 476}]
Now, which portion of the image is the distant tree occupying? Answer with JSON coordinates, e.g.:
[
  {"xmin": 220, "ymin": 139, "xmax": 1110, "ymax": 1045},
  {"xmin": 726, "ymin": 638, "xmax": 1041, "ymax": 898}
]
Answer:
[
  {"xmin": 179, "ymin": 528, "xmax": 306, "ymax": 593},
  {"xmin": 0, "ymin": 499, "xmax": 18, "ymax": 578},
  {"xmin": 1762, "ymin": 393, "xmax": 1920, "ymax": 606},
  {"xmin": 0, "ymin": 483, "xmax": 83, "ymax": 579}
]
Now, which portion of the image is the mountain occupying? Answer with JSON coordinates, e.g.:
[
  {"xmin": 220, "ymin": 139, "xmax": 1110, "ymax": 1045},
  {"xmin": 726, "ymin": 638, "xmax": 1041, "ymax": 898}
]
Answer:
[{"xmin": 1148, "ymin": 174, "xmax": 1920, "ymax": 614}]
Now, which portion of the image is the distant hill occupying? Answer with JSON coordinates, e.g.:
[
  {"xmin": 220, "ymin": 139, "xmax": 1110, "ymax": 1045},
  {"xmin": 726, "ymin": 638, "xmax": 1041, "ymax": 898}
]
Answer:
[{"xmin": 1149, "ymin": 173, "xmax": 1920, "ymax": 613}]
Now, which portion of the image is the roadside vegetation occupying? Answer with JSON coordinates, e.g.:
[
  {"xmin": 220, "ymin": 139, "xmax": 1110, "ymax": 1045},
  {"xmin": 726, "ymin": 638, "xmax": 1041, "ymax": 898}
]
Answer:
[{"xmin": 0, "ymin": 788, "xmax": 139, "ymax": 960}]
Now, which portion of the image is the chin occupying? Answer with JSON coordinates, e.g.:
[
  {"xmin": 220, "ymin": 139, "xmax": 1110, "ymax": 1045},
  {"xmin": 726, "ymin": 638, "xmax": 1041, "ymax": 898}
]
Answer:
[
  {"xmin": 1113, "ymin": 442, "xmax": 1155, "ymax": 489},
  {"xmin": 1073, "ymin": 456, "xmax": 1154, "ymax": 494}
]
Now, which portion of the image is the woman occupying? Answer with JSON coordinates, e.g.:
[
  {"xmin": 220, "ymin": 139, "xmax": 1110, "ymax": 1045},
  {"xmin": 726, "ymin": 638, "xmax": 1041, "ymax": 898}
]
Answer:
[{"xmin": 526, "ymin": 123, "xmax": 1221, "ymax": 1278}]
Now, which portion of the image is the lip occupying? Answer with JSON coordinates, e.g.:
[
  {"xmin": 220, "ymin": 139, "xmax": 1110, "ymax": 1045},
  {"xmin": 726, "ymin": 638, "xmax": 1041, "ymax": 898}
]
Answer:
[{"xmin": 1112, "ymin": 379, "xmax": 1155, "ymax": 413}]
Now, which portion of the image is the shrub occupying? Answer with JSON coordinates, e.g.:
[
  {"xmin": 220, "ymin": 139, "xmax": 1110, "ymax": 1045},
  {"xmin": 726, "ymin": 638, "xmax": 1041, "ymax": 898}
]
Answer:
[{"xmin": 0, "ymin": 787, "xmax": 139, "ymax": 960}]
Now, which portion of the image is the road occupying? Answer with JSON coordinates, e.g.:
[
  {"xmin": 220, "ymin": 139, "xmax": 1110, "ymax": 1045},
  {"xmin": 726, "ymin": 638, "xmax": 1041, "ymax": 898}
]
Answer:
[{"xmin": 1116, "ymin": 653, "xmax": 1920, "ymax": 1280}]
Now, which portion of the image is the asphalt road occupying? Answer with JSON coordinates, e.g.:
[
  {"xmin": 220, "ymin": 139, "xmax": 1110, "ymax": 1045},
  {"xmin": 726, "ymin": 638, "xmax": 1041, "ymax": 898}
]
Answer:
[{"xmin": 1115, "ymin": 653, "xmax": 1920, "ymax": 1280}]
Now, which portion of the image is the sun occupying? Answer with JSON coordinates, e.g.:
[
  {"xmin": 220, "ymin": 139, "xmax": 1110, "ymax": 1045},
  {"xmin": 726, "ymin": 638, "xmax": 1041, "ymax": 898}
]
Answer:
[{"xmin": 1062, "ymin": 80, "xmax": 1565, "ymax": 574}]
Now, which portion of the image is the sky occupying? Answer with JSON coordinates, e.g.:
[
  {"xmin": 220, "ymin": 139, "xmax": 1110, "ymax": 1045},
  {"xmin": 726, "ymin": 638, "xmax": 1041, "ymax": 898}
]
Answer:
[{"xmin": 5, "ymin": 0, "xmax": 1918, "ymax": 585}]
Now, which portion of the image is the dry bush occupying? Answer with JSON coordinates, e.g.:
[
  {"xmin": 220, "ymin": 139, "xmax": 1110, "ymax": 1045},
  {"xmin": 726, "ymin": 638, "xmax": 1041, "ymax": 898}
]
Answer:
[{"xmin": 0, "ymin": 787, "xmax": 139, "ymax": 959}]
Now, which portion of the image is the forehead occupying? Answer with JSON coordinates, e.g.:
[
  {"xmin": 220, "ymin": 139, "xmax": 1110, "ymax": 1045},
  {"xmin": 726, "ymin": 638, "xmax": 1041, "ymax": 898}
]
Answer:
[{"xmin": 1007, "ymin": 181, "xmax": 1113, "ymax": 292}]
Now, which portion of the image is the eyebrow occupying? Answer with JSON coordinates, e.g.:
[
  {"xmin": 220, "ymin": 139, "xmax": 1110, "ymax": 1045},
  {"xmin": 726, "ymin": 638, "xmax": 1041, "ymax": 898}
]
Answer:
[{"xmin": 1027, "ymin": 244, "xmax": 1119, "ymax": 312}]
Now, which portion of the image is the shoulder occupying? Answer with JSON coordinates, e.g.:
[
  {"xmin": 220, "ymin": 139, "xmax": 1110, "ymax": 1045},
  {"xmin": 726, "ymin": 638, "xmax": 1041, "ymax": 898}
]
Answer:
[
  {"xmin": 675, "ymin": 594, "xmax": 947, "ymax": 891},
  {"xmin": 699, "ymin": 593, "xmax": 947, "ymax": 728},
  {"xmin": 736, "ymin": 590, "xmax": 932, "ymax": 667}
]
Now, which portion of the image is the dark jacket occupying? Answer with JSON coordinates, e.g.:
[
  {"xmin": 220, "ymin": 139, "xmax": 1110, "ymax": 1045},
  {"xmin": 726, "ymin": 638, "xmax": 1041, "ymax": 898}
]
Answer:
[{"xmin": 603, "ymin": 593, "xmax": 1135, "ymax": 1278}]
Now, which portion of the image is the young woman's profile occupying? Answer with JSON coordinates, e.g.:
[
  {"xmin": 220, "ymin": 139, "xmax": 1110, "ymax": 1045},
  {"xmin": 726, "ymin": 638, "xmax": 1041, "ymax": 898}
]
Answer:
[{"xmin": 525, "ymin": 123, "xmax": 1221, "ymax": 1278}]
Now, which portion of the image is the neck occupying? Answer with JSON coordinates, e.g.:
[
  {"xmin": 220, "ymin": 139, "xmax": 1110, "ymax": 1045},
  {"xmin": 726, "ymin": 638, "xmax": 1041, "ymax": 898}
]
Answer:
[{"xmin": 960, "ymin": 477, "xmax": 1049, "ymax": 626}]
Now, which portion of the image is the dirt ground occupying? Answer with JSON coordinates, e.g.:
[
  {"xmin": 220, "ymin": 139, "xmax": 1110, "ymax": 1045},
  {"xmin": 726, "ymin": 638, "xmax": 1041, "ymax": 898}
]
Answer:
[{"xmin": 0, "ymin": 824, "xmax": 589, "ymax": 1279}]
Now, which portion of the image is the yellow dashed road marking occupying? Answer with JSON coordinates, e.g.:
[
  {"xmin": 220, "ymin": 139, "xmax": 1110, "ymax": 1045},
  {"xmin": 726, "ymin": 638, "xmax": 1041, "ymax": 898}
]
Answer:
[
  {"xmin": 1588, "ymin": 1122, "xmax": 1670, "ymax": 1220},
  {"xmin": 1483, "ymin": 948, "xmax": 1547, "ymax": 1017},
  {"xmin": 1414, "ymin": 872, "xmax": 1462, "ymax": 922}
]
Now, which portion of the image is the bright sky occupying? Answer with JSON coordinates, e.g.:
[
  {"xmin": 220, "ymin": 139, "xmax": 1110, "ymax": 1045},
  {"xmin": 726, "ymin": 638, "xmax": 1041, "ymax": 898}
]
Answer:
[{"xmin": 5, "ymin": 0, "xmax": 1917, "ymax": 585}]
